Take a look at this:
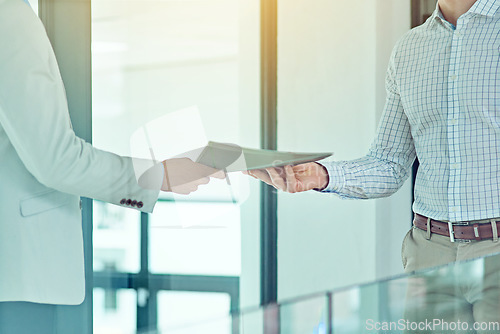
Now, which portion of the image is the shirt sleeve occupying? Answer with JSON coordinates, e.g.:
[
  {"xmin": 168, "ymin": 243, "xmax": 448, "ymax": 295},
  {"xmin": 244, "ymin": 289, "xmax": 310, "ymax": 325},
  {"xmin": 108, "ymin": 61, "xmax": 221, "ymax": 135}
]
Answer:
[
  {"xmin": 0, "ymin": 1, "xmax": 162, "ymax": 212},
  {"xmin": 319, "ymin": 46, "xmax": 416, "ymax": 199}
]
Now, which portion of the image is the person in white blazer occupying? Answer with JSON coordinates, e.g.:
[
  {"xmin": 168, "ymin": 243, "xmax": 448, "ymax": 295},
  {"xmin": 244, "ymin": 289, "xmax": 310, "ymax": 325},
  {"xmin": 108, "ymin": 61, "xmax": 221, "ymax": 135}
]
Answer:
[{"xmin": 0, "ymin": 0, "xmax": 223, "ymax": 310}]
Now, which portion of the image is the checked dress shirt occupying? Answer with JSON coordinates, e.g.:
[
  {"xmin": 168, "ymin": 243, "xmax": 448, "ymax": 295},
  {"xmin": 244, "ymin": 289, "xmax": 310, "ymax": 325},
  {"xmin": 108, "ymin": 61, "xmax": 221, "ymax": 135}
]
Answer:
[{"xmin": 321, "ymin": 0, "xmax": 500, "ymax": 223}]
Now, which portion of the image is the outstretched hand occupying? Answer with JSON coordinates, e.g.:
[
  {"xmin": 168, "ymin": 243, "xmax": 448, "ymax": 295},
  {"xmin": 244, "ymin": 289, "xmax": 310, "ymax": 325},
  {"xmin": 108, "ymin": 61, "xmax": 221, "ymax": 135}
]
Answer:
[
  {"xmin": 162, "ymin": 158, "xmax": 226, "ymax": 194},
  {"xmin": 244, "ymin": 162, "xmax": 329, "ymax": 193}
]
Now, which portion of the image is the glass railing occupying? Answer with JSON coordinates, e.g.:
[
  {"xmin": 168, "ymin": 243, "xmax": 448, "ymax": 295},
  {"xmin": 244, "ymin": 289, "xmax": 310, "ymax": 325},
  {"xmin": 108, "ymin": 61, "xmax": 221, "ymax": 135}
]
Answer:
[{"xmin": 153, "ymin": 252, "xmax": 500, "ymax": 334}]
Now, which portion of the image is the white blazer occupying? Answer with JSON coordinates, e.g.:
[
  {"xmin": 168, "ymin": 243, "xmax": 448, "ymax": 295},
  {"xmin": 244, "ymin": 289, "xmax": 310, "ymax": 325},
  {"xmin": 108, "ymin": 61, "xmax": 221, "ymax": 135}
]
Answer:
[{"xmin": 0, "ymin": 0, "xmax": 162, "ymax": 304}]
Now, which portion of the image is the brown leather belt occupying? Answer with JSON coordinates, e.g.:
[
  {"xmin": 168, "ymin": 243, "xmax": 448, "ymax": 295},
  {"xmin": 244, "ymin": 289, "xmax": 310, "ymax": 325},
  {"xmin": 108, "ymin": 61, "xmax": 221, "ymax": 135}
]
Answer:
[{"xmin": 414, "ymin": 213, "xmax": 500, "ymax": 242}]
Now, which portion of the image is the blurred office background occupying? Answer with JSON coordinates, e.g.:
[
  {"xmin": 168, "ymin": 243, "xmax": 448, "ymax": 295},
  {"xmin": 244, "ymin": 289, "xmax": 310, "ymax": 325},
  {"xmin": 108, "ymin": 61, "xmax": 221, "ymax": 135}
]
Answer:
[{"xmin": 29, "ymin": 0, "xmax": 437, "ymax": 333}]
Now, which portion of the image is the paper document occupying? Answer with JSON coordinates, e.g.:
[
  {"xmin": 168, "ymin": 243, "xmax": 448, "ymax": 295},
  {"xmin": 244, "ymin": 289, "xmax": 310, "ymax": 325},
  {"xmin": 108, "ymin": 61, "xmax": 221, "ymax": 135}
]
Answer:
[{"xmin": 192, "ymin": 141, "xmax": 332, "ymax": 172}]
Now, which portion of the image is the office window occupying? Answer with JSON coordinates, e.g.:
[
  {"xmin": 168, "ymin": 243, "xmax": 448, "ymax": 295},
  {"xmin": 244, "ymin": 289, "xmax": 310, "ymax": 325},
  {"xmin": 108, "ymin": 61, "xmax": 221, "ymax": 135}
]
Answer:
[
  {"xmin": 149, "ymin": 202, "xmax": 241, "ymax": 276},
  {"xmin": 91, "ymin": 0, "xmax": 259, "ymax": 332},
  {"xmin": 157, "ymin": 291, "xmax": 231, "ymax": 332},
  {"xmin": 93, "ymin": 289, "xmax": 137, "ymax": 334}
]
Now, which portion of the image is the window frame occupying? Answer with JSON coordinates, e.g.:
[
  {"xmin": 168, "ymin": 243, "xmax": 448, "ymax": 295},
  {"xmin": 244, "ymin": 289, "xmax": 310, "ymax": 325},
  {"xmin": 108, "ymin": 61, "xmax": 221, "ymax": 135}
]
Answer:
[{"xmin": 93, "ymin": 206, "xmax": 240, "ymax": 332}]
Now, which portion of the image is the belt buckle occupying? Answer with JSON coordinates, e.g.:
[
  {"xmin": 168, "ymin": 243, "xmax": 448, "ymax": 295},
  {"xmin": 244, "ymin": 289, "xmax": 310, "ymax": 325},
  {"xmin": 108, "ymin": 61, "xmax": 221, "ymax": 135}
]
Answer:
[{"xmin": 448, "ymin": 221, "xmax": 471, "ymax": 243}]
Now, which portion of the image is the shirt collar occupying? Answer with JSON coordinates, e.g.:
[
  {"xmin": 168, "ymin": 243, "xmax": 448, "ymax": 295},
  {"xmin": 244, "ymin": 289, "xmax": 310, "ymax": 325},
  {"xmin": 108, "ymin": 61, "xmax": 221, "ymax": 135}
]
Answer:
[
  {"xmin": 428, "ymin": 2, "xmax": 450, "ymax": 29},
  {"xmin": 429, "ymin": 0, "xmax": 499, "ymax": 28}
]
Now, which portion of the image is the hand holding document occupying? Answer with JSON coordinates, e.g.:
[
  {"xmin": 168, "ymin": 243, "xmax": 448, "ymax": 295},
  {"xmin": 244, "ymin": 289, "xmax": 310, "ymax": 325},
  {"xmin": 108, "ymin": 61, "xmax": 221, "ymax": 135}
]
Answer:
[
  {"xmin": 130, "ymin": 107, "xmax": 331, "ymax": 196},
  {"xmin": 189, "ymin": 141, "xmax": 331, "ymax": 194},
  {"xmin": 161, "ymin": 158, "xmax": 226, "ymax": 194},
  {"xmin": 148, "ymin": 141, "xmax": 331, "ymax": 194},
  {"xmin": 245, "ymin": 162, "xmax": 330, "ymax": 193}
]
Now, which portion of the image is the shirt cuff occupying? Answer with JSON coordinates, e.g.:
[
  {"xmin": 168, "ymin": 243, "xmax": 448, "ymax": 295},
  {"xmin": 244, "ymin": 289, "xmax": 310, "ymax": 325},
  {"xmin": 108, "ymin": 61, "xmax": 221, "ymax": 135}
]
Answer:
[{"xmin": 315, "ymin": 161, "xmax": 345, "ymax": 193}]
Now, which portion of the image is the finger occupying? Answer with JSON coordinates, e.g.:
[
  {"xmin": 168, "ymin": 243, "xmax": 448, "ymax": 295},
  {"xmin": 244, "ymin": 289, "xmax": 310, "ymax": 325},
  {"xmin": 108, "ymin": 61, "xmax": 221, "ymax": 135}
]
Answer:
[
  {"xmin": 266, "ymin": 167, "xmax": 286, "ymax": 191},
  {"xmin": 293, "ymin": 163, "xmax": 315, "ymax": 177},
  {"xmin": 246, "ymin": 170, "xmax": 257, "ymax": 179},
  {"xmin": 284, "ymin": 165, "xmax": 298, "ymax": 193},
  {"xmin": 171, "ymin": 185, "xmax": 198, "ymax": 195},
  {"xmin": 293, "ymin": 163, "xmax": 311, "ymax": 172},
  {"xmin": 276, "ymin": 166, "xmax": 286, "ymax": 179},
  {"xmin": 197, "ymin": 177, "xmax": 210, "ymax": 185},
  {"xmin": 248, "ymin": 169, "xmax": 274, "ymax": 185},
  {"xmin": 181, "ymin": 159, "xmax": 224, "ymax": 178},
  {"xmin": 210, "ymin": 170, "xmax": 226, "ymax": 179}
]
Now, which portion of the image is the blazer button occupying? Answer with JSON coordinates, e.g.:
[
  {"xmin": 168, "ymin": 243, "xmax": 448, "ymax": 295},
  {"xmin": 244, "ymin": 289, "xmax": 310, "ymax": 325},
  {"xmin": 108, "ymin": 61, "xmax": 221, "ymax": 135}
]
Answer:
[
  {"xmin": 137, "ymin": 201, "xmax": 144, "ymax": 209},
  {"xmin": 126, "ymin": 199, "xmax": 132, "ymax": 206},
  {"xmin": 120, "ymin": 198, "xmax": 126, "ymax": 205},
  {"xmin": 131, "ymin": 200, "xmax": 137, "ymax": 207}
]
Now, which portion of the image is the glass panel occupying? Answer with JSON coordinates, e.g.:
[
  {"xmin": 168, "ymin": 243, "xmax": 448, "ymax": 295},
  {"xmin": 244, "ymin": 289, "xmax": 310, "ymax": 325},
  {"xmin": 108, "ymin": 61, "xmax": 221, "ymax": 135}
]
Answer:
[
  {"xmin": 157, "ymin": 291, "xmax": 232, "ymax": 334},
  {"xmin": 93, "ymin": 201, "xmax": 141, "ymax": 273},
  {"xmin": 150, "ymin": 201, "xmax": 241, "ymax": 276},
  {"xmin": 239, "ymin": 298, "xmax": 326, "ymax": 334},
  {"xmin": 163, "ymin": 316, "xmax": 233, "ymax": 334},
  {"xmin": 332, "ymin": 253, "xmax": 500, "ymax": 334},
  {"xmin": 333, "ymin": 280, "xmax": 408, "ymax": 334},
  {"xmin": 93, "ymin": 288, "xmax": 137, "ymax": 334},
  {"xmin": 238, "ymin": 303, "xmax": 282, "ymax": 334},
  {"xmin": 239, "ymin": 307, "xmax": 264, "ymax": 334},
  {"xmin": 156, "ymin": 253, "xmax": 500, "ymax": 334},
  {"xmin": 280, "ymin": 296, "xmax": 329, "ymax": 334}
]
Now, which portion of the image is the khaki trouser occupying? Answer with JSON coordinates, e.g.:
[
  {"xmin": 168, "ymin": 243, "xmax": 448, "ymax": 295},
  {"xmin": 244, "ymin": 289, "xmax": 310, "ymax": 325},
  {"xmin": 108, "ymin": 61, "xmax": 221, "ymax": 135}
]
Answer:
[{"xmin": 401, "ymin": 226, "xmax": 500, "ymax": 334}]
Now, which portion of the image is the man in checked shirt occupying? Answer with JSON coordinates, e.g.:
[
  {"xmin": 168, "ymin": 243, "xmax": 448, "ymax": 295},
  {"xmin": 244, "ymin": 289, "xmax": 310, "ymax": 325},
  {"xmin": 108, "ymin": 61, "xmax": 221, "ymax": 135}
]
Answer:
[{"xmin": 247, "ymin": 0, "xmax": 500, "ymax": 331}]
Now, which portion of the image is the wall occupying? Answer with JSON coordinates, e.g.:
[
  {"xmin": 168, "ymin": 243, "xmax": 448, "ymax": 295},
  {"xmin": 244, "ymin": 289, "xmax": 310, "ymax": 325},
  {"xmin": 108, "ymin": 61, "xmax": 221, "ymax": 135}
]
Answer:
[
  {"xmin": 276, "ymin": 0, "xmax": 412, "ymax": 302},
  {"xmin": 374, "ymin": 0, "xmax": 413, "ymax": 279}
]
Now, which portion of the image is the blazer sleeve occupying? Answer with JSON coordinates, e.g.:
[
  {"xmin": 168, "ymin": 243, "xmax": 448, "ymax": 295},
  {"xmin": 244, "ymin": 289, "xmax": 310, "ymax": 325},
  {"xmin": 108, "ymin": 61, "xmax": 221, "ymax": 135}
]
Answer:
[{"xmin": 0, "ymin": 1, "xmax": 161, "ymax": 213}]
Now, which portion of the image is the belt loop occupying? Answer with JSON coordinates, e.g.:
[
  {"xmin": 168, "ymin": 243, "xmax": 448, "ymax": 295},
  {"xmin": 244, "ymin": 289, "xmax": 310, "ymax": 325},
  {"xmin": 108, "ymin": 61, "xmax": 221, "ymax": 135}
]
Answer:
[
  {"xmin": 473, "ymin": 223, "xmax": 481, "ymax": 241},
  {"xmin": 491, "ymin": 220, "xmax": 499, "ymax": 243},
  {"xmin": 426, "ymin": 218, "xmax": 431, "ymax": 240}
]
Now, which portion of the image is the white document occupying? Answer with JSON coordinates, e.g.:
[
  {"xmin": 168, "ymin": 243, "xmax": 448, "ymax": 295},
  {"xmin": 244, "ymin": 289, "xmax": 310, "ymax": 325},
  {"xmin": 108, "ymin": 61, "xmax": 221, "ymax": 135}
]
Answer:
[{"xmin": 190, "ymin": 141, "xmax": 332, "ymax": 172}]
